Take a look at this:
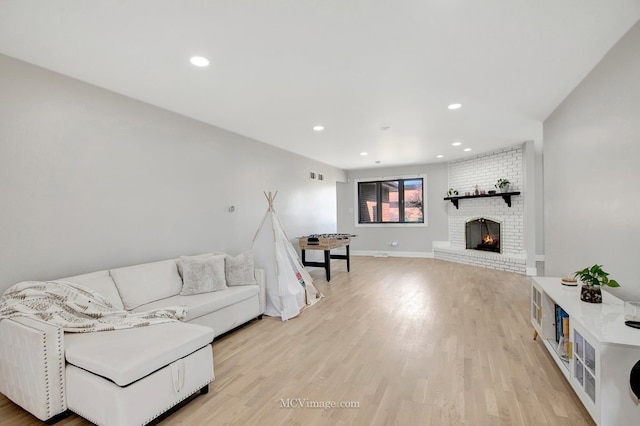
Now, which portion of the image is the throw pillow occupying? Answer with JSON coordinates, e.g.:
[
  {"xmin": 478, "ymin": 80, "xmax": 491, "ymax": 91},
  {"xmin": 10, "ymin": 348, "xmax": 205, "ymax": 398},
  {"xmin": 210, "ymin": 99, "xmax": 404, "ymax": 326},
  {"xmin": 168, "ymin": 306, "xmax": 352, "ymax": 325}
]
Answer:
[
  {"xmin": 179, "ymin": 254, "xmax": 227, "ymax": 295},
  {"xmin": 225, "ymin": 251, "xmax": 257, "ymax": 286},
  {"xmin": 176, "ymin": 252, "xmax": 224, "ymax": 279}
]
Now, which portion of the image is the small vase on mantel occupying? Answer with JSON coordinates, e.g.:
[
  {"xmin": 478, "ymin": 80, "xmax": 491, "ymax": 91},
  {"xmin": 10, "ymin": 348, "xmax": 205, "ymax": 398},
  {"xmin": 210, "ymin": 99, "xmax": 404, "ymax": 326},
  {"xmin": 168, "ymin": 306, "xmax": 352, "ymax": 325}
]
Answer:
[
  {"xmin": 580, "ymin": 285, "xmax": 602, "ymax": 303},
  {"xmin": 495, "ymin": 178, "xmax": 511, "ymax": 193}
]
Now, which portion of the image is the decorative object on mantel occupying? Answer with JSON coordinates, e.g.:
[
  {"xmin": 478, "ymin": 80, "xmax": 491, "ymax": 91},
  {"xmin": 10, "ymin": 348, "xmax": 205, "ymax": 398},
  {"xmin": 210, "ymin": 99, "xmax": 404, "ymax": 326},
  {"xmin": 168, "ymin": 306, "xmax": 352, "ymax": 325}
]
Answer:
[
  {"xmin": 495, "ymin": 178, "xmax": 511, "ymax": 193},
  {"xmin": 474, "ymin": 185, "xmax": 479, "ymax": 195},
  {"xmin": 624, "ymin": 301, "xmax": 640, "ymax": 329},
  {"xmin": 488, "ymin": 190, "xmax": 496, "ymax": 195},
  {"xmin": 447, "ymin": 188, "xmax": 458, "ymax": 196},
  {"xmin": 574, "ymin": 264, "xmax": 620, "ymax": 304}
]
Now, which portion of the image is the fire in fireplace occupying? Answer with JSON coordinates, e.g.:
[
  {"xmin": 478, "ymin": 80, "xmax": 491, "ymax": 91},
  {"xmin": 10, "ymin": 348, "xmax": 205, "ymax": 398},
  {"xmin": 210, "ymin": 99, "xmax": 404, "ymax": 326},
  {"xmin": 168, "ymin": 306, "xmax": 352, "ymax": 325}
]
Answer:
[{"xmin": 466, "ymin": 218, "xmax": 500, "ymax": 253}]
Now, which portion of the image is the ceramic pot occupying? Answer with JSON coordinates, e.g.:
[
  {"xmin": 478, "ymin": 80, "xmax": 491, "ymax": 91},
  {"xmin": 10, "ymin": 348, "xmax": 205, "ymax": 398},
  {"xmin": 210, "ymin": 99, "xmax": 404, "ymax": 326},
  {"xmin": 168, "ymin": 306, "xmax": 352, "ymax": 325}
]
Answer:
[{"xmin": 580, "ymin": 285, "xmax": 602, "ymax": 303}]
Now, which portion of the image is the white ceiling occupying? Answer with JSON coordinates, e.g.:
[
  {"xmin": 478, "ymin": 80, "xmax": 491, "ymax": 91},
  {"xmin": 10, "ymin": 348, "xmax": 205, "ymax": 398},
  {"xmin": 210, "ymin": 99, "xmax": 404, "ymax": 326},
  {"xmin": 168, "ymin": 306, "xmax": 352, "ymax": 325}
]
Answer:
[{"xmin": 1, "ymin": 1, "xmax": 639, "ymax": 170}]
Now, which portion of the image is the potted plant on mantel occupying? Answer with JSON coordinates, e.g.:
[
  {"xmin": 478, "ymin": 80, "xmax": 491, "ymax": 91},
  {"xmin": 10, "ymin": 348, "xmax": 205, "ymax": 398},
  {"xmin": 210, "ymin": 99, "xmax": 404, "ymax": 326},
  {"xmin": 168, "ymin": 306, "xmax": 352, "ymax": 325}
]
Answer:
[
  {"xmin": 495, "ymin": 178, "xmax": 511, "ymax": 193},
  {"xmin": 574, "ymin": 264, "xmax": 620, "ymax": 303}
]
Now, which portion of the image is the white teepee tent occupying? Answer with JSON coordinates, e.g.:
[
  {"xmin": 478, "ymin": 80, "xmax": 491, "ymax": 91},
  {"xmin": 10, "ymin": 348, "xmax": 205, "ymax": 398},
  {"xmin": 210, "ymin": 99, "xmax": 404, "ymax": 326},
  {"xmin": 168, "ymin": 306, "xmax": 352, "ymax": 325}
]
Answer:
[{"xmin": 251, "ymin": 192, "xmax": 323, "ymax": 320}]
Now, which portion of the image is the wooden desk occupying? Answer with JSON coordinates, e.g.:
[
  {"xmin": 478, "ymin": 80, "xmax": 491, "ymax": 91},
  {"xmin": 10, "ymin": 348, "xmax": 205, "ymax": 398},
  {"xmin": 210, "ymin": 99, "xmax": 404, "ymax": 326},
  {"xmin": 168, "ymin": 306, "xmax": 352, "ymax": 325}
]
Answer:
[{"xmin": 299, "ymin": 234, "xmax": 353, "ymax": 282}]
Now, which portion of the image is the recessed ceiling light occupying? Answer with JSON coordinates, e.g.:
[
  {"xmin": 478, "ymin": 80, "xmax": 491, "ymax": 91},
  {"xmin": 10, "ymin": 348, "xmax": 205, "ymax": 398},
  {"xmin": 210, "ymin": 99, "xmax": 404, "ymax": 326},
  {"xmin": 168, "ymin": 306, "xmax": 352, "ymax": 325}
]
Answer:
[
  {"xmin": 452, "ymin": 141, "xmax": 462, "ymax": 146},
  {"xmin": 380, "ymin": 126, "xmax": 391, "ymax": 131},
  {"xmin": 190, "ymin": 56, "xmax": 210, "ymax": 67},
  {"xmin": 313, "ymin": 125, "xmax": 324, "ymax": 131},
  {"xmin": 436, "ymin": 155, "xmax": 444, "ymax": 158},
  {"xmin": 360, "ymin": 152, "xmax": 368, "ymax": 156},
  {"xmin": 448, "ymin": 103, "xmax": 462, "ymax": 110},
  {"xmin": 463, "ymin": 148, "xmax": 472, "ymax": 152}
]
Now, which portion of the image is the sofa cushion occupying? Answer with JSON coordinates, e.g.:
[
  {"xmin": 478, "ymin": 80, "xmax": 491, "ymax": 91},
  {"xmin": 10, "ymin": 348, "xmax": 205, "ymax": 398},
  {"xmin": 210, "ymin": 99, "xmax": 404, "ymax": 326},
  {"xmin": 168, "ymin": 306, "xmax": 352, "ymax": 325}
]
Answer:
[
  {"xmin": 110, "ymin": 259, "xmax": 182, "ymax": 310},
  {"xmin": 133, "ymin": 285, "xmax": 258, "ymax": 322},
  {"xmin": 225, "ymin": 251, "xmax": 258, "ymax": 286},
  {"xmin": 177, "ymin": 253, "xmax": 223, "ymax": 279},
  {"xmin": 62, "ymin": 270, "xmax": 124, "ymax": 310},
  {"xmin": 180, "ymin": 254, "xmax": 227, "ymax": 295},
  {"xmin": 64, "ymin": 322, "xmax": 214, "ymax": 387}
]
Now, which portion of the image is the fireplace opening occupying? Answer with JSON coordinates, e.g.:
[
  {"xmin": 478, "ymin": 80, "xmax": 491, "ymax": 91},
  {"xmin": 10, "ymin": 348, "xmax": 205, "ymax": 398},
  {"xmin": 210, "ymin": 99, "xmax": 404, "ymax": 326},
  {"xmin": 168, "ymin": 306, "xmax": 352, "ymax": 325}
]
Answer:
[{"xmin": 466, "ymin": 218, "xmax": 501, "ymax": 253}]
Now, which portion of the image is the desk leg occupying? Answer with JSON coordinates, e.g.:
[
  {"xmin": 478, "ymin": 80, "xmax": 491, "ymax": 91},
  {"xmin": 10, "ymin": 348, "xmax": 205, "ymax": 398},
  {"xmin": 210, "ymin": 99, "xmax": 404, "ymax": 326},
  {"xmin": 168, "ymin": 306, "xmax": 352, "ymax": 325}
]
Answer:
[
  {"xmin": 324, "ymin": 250, "xmax": 331, "ymax": 282},
  {"xmin": 302, "ymin": 249, "xmax": 306, "ymax": 264},
  {"xmin": 346, "ymin": 244, "xmax": 350, "ymax": 272}
]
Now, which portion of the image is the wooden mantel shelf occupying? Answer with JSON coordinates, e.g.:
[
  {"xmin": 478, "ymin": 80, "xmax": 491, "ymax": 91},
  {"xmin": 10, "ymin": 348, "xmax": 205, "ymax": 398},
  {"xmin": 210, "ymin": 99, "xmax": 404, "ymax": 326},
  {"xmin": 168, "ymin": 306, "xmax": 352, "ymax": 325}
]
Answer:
[{"xmin": 443, "ymin": 191, "xmax": 521, "ymax": 209}]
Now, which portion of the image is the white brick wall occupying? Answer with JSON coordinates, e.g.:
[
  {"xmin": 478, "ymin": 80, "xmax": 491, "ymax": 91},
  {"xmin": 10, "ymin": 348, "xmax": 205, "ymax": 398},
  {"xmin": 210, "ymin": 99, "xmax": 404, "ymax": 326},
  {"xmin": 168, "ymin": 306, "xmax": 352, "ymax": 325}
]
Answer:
[
  {"xmin": 435, "ymin": 146, "xmax": 526, "ymax": 274},
  {"xmin": 447, "ymin": 146, "xmax": 523, "ymax": 199}
]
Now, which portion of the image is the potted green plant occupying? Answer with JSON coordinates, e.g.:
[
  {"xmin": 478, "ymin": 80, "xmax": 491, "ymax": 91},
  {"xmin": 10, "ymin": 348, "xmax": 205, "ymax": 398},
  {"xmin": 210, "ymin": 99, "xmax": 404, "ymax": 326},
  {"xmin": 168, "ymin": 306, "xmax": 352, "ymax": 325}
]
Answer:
[
  {"xmin": 574, "ymin": 264, "xmax": 620, "ymax": 303},
  {"xmin": 495, "ymin": 178, "xmax": 511, "ymax": 192}
]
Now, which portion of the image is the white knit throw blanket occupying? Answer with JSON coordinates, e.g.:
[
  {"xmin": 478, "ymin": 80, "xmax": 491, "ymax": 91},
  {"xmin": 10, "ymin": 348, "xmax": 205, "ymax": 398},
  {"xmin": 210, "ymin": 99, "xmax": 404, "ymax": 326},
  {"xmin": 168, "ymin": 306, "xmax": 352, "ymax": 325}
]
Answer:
[{"xmin": 0, "ymin": 280, "xmax": 187, "ymax": 332}]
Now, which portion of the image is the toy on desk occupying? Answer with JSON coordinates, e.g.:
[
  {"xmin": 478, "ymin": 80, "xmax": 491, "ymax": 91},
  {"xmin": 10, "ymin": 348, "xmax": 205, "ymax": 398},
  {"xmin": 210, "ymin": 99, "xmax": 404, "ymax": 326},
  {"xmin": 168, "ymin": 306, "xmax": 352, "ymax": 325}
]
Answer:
[{"xmin": 299, "ymin": 234, "xmax": 356, "ymax": 249}]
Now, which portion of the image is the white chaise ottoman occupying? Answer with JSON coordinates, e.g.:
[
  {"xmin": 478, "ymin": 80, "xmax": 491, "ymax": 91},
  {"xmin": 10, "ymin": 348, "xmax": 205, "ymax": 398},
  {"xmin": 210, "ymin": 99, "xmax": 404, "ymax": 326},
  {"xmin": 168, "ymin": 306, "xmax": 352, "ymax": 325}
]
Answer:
[{"xmin": 64, "ymin": 322, "xmax": 214, "ymax": 426}]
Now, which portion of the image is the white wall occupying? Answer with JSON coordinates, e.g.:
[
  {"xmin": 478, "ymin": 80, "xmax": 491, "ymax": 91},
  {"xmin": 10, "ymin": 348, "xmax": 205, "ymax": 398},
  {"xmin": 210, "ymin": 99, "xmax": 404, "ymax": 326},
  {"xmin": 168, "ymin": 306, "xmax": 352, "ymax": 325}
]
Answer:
[
  {"xmin": 0, "ymin": 54, "xmax": 345, "ymax": 293},
  {"xmin": 544, "ymin": 22, "xmax": 640, "ymax": 299},
  {"xmin": 336, "ymin": 163, "xmax": 449, "ymax": 256}
]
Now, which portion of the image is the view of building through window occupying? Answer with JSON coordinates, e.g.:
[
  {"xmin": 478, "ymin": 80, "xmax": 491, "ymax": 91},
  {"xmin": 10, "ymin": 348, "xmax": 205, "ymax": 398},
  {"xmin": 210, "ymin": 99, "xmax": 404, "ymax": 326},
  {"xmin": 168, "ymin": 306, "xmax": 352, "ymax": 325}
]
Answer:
[
  {"xmin": 358, "ymin": 178, "xmax": 424, "ymax": 224},
  {"xmin": 403, "ymin": 179, "xmax": 423, "ymax": 222}
]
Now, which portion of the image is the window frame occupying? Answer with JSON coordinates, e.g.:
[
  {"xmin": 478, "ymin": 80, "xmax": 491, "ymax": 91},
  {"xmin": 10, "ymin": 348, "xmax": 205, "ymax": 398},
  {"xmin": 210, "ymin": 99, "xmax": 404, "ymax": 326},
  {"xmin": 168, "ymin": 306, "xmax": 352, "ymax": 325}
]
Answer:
[{"xmin": 354, "ymin": 174, "xmax": 428, "ymax": 227}]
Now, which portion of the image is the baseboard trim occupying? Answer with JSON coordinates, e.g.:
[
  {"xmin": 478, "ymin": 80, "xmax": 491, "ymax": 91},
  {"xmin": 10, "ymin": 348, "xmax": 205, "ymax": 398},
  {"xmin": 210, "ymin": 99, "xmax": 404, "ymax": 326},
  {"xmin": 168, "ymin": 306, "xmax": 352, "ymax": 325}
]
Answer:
[{"xmin": 351, "ymin": 250, "xmax": 434, "ymax": 259}]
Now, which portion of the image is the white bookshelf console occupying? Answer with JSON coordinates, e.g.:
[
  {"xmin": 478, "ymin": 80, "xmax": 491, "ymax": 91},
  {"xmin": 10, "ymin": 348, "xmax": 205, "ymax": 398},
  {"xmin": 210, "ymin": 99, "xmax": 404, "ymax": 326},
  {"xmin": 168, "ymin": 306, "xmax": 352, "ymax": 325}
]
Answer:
[{"xmin": 531, "ymin": 277, "xmax": 640, "ymax": 425}]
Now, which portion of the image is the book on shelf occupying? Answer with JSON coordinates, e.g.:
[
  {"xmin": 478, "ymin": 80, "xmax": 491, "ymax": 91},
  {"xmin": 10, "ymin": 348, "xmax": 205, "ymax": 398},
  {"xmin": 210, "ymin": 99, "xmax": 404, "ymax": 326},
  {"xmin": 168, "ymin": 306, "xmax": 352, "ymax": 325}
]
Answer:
[
  {"xmin": 562, "ymin": 317, "xmax": 571, "ymax": 358},
  {"xmin": 555, "ymin": 304, "xmax": 570, "ymax": 343}
]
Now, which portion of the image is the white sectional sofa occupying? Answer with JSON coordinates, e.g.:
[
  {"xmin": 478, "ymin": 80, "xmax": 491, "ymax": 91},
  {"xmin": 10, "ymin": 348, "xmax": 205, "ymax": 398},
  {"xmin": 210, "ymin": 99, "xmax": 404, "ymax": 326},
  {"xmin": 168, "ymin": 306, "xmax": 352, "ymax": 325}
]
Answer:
[{"xmin": 0, "ymin": 254, "xmax": 266, "ymax": 425}]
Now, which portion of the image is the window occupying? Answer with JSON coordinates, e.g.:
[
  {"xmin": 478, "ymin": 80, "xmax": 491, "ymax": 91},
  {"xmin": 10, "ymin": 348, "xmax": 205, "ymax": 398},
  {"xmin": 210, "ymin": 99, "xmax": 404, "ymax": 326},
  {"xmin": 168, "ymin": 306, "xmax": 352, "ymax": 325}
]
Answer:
[{"xmin": 357, "ymin": 177, "xmax": 424, "ymax": 224}]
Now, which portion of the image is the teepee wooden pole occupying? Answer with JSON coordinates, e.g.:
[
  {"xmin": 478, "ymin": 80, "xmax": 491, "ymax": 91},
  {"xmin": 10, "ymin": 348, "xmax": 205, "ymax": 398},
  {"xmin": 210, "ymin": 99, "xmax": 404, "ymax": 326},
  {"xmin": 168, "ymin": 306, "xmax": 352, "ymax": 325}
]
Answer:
[
  {"xmin": 250, "ymin": 209, "xmax": 269, "ymax": 247},
  {"xmin": 251, "ymin": 191, "xmax": 278, "ymax": 247},
  {"xmin": 264, "ymin": 191, "xmax": 278, "ymax": 212}
]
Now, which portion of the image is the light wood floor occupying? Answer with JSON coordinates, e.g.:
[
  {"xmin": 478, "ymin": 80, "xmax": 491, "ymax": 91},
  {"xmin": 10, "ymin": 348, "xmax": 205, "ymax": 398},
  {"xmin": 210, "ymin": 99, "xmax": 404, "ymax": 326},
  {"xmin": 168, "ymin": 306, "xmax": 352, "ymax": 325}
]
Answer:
[{"xmin": 0, "ymin": 257, "xmax": 594, "ymax": 425}]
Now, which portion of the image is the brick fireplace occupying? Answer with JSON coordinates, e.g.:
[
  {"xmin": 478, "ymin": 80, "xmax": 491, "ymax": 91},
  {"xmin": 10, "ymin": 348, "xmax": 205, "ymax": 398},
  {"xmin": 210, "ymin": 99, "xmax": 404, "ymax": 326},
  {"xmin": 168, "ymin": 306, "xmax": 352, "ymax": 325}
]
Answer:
[{"xmin": 433, "ymin": 146, "xmax": 527, "ymax": 274}]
